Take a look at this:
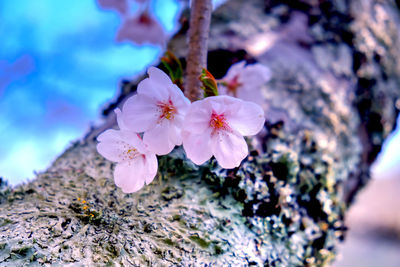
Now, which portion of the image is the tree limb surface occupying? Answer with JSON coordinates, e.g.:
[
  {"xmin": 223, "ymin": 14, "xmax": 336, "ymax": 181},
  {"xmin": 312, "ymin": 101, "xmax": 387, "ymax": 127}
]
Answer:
[{"xmin": 1, "ymin": 0, "xmax": 400, "ymax": 266}]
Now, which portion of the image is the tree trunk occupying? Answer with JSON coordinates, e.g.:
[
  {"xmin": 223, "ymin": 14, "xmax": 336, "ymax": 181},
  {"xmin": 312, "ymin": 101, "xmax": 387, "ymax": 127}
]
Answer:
[{"xmin": 1, "ymin": 0, "xmax": 400, "ymax": 265}]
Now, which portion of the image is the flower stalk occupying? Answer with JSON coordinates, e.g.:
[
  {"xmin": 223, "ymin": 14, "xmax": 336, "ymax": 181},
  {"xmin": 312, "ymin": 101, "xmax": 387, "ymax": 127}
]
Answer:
[{"xmin": 185, "ymin": 0, "xmax": 213, "ymax": 102}]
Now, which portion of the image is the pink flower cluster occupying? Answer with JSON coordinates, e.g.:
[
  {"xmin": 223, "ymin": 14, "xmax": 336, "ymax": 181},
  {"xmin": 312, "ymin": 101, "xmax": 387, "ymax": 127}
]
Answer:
[{"xmin": 97, "ymin": 67, "xmax": 265, "ymax": 193}]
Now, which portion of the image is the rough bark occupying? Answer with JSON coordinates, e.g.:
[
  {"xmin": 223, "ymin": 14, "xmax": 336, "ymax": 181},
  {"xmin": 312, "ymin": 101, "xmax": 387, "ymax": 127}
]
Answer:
[{"xmin": 1, "ymin": 0, "xmax": 400, "ymax": 266}]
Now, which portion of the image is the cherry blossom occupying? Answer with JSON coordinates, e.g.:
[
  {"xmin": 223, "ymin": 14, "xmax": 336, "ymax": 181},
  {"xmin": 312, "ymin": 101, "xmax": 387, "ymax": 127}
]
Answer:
[
  {"xmin": 121, "ymin": 67, "xmax": 191, "ymax": 155},
  {"xmin": 220, "ymin": 61, "xmax": 271, "ymax": 106},
  {"xmin": 182, "ymin": 95, "xmax": 265, "ymax": 169},
  {"xmin": 96, "ymin": 109, "xmax": 158, "ymax": 193},
  {"xmin": 116, "ymin": 11, "xmax": 166, "ymax": 46},
  {"xmin": 97, "ymin": 0, "xmax": 128, "ymax": 15}
]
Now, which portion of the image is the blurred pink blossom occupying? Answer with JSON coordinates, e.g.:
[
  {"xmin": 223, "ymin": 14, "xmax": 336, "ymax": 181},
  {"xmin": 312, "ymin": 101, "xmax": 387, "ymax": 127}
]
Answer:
[
  {"xmin": 182, "ymin": 95, "xmax": 265, "ymax": 169},
  {"xmin": 121, "ymin": 67, "xmax": 190, "ymax": 155},
  {"xmin": 97, "ymin": 0, "xmax": 128, "ymax": 15},
  {"xmin": 116, "ymin": 12, "xmax": 166, "ymax": 46},
  {"xmin": 220, "ymin": 61, "xmax": 271, "ymax": 106}
]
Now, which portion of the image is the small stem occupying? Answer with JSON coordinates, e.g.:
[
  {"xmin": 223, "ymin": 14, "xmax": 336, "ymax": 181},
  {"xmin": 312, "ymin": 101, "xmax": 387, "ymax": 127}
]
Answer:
[{"xmin": 185, "ymin": 0, "xmax": 212, "ymax": 102}]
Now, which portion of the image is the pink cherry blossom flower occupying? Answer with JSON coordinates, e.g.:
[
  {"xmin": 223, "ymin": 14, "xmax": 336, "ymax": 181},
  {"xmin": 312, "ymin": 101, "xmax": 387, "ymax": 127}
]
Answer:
[
  {"xmin": 116, "ymin": 11, "xmax": 166, "ymax": 46},
  {"xmin": 182, "ymin": 95, "xmax": 265, "ymax": 169},
  {"xmin": 96, "ymin": 109, "xmax": 158, "ymax": 193},
  {"xmin": 121, "ymin": 67, "xmax": 191, "ymax": 155},
  {"xmin": 220, "ymin": 61, "xmax": 271, "ymax": 106},
  {"xmin": 97, "ymin": 0, "xmax": 128, "ymax": 15}
]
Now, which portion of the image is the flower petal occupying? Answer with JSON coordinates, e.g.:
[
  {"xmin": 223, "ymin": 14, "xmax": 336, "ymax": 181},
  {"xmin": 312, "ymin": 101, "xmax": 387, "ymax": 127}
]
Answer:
[
  {"xmin": 236, "ymin": 87, "xmax": 265, "ymax": 107},
  {"xmin": 148, "ymin": 67, "xmax": 173, "ymax": 87},
  {"xmin": 96, "ymin": 129, "xmax": 125, "ymax": 162},
  {"xmin": 114, "ymin": 108, "xmax": 129, "ymax": 131},
  {"xmin": 143, "ymin": 120, "xmax": 176, "ymax": 155},
  {"xmin": 97, "ymin": 0, "xmax": 128, "ymax": 14},
  {"xmin": 211, "ymin": 131, "xmax": 248, "ymax": 169},
  {"xmin": 242, "ymin": 64, "xmax": 271, "ymax": 86},
  {"xmin": 143, "ymin": 153, "xmax": 158, "ymax": 184},
  {"xmin": 137, "ymin": 77, "xmax": 169, "ymax": 102},
  {"xmin": 182, "ymin": 99, "xmax": 212, "ymax": 134},
  {"xmin": 224, "ymin": 61, "xmax": 246, "ymax": 82},
  {"xmin": 114, "ymin": 160, "xmax": 146, "ymax": 193},
  {"xmin": 226, "ymin": 100, "xmax": 265, "ymax": 136},
  {"xmin": 121, "ymin": 94, "xmax": 159, "ymax": 132},
  {"xmin": 182, "ymin": 130, "xmax": 213, "ymax": 165}
]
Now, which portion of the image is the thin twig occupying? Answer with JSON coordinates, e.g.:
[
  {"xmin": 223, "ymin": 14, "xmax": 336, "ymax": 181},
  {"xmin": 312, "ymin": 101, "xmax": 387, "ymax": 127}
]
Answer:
[{"xmin": 185, "ymin": 0, "xmax": 212, "ymax": 101}]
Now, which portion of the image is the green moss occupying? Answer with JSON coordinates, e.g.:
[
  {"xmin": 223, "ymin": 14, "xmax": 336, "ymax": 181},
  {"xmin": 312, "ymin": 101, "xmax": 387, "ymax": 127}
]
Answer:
[
  {"xmin": 189, "ymin": 235, "xmax": 210, "ymax": 249},
  {"xmin": 0, "ymin": 218, "xmax": 14, "ymax": 227},
  {"xmin": 162, "ymin": 238, "xmax": 177, "ymax": 247},
  {"xmin": 213, "ymin": 245, "xmax": 223, "ymax": 255},
  {"xmin": 10, "ymin": 246, "xmax": 32, "ymax": 258},
  {"xmin": 105, "ymin": 243, "xmax": 119, "ymax": 258}
]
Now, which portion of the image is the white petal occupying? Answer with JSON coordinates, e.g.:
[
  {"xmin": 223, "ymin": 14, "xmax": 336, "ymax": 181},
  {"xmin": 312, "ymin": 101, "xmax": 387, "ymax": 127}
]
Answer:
[
  {"xmin": 96, "ymin": 129, "xmax": 125, "ymax": 162},
  {"xmin": 168, "ymin": 122, "xmax": 182, "ymax": 146},
  {"xmin": 242, "ymin": 64, "xmax": 271, "ymax": 86},
  {"xmin": 182, "ymin": 130, "xmax": 213, "ymax": 165},
  {"xmin": 143, "ymin": 153, "xmax": 158, "ymax": 184},
  {"xmin": 211, "ymin": 131, "xmax": 248, "ymax": 169},
  {"xmin": 143, "ymin": 120, "xmax": 176, "ymax": 155},
  {"xmin": 97, "ymin": 128, "xmax": 121, "ymax": 142},
  {"xmin": 122, "ymin": 94, "xmax": 159, "ymax": 132},
  {"xmin": 224, "ymin": 61, "xmax": 246, "ymax": 82},
  {"xmin": 97, "ymin": 129, "xmax": 148, "ymax": 162},
  {"xmin": 182, "ymin": 99, "xmax": 212, "ymax": 134},
  {"xmin": 226, "ymin": 100, "xmax": 265, "ymax": 136},
  {"xmin": 114, "ymin": 160, "xmax": 146, "ymax": 193},
  {"xmin": 114, "ymin": 108, "xmax": 129, "ymax": 131},
  {"xmin": 97, "ymin": 142, "xmax": 121, "ymax": 162},
  {"xmin": 148, "ymin": 67, "xmax": 173, "ymax": 87},
  {"xmin": 169, "ymin": 84, "xmax": 191, "ymax": 114},
  {"xmin": 206, "ymin": 95, "xmax": 241, "ymax": 115},
  {"xmin": 236, "ymin": 87, "xmax": 265, "ymax": 107},
  {"xmin": 137, "ymin": 77, "xmax": 169, "ymax": 102}
]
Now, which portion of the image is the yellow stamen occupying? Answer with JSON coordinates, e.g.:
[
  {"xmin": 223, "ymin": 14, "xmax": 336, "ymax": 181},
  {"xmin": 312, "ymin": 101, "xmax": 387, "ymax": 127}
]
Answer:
[
  {"xmin": 210, "ymin": 112, "xmax": 227, "ymax": 132},
  {"xmin": 157, "ymin": 99, "xmax": 177, "ymax": 121}
]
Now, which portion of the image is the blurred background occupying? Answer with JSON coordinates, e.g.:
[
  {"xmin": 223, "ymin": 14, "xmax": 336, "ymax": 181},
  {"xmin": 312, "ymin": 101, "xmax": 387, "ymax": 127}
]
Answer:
[{"xmin": 0, "ymin": 0, "xmax": 399, "ymax": 266}]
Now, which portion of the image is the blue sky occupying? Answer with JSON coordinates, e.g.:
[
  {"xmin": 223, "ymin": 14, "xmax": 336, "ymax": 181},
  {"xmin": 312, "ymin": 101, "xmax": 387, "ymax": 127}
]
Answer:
[
  {"xmin": 0, "ymin": 0, "xmax": 398, "ymax": 185},
  {"xmin": 0, "ymin": 0, "xmax": 180, "ymax": 185}
]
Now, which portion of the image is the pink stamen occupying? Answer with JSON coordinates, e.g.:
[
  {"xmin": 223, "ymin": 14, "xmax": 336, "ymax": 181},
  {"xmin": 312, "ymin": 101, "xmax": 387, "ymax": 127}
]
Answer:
[
  {"xmin": 209, "ymin": 111, "xmax": 229, "ymax": 134},
  {"xmin": 157, "ymin": 99, "xmax": 177, "ymax": 121}
]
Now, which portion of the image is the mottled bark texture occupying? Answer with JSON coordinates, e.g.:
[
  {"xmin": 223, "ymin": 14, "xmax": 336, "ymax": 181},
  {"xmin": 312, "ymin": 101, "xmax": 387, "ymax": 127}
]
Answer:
[{"xmin": 1, "ymin": 0, "xmax": 400, "ymax": 266}]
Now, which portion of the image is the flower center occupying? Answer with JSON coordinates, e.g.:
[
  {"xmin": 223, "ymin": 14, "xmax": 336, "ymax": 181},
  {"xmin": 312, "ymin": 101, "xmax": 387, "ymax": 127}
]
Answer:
[
  {"xmin": 226, "ymin": 75, "xmax": 242, "ymax": 97},
  {"xmin": 209, "ymin": 112, "xmax": 228, "ymax": 133},
  {"xmin": 120, "ymin": 144, "xmax": 140, "ymax": 161},
  {"xmin": 138, "ymin": 13, "xmax": 153, "ymax": 26},
  {"xmin": 157, "ymin": 99, "xmax": 177, "ymax": 121},
  {"xmin": 126, "ymin": 148, "xmax": 139, "ymax": 160}
]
